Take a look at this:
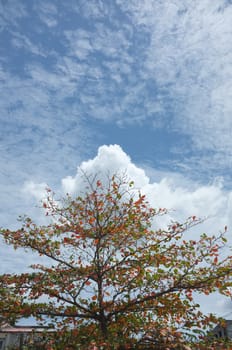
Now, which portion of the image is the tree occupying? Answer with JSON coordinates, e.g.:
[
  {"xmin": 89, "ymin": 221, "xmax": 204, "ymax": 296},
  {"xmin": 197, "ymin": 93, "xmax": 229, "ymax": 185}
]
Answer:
[{"xmin": 0, "ymin": 174, "xmax": 232, "ymax": 349}]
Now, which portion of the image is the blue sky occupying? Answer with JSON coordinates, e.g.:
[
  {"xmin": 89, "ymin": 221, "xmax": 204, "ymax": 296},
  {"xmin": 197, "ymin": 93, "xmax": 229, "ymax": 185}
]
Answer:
[{"xmin": 1, "ymin": 0, "xmax": 232, "ymax": 316}]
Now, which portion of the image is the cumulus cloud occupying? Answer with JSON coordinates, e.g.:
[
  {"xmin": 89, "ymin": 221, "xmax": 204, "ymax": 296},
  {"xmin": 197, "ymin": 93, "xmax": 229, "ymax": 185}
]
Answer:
[
  {"xmin": 62, "ymin": 144, "xmax": 149, "ymax": 194},
  {"xmin": 21, "ymin": 144, "xmax": 232, "ymax": 314},
  {"xmin": 60, "ymin": 145, "xmax": 230, "ymax": 235},
  {"xmin": 23, "ymin": 144, "xmax": 231, "ymax": 237},
  {"xmin": 23, "ymin": 181, "xmax": 48, "ymax": 202}
]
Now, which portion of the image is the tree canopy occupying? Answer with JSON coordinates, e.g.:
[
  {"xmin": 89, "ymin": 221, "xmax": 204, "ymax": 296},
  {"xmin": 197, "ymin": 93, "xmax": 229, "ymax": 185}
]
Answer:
[{"xmin": 0, "ymin": 174, "xmax": 232, "ymax": 349}]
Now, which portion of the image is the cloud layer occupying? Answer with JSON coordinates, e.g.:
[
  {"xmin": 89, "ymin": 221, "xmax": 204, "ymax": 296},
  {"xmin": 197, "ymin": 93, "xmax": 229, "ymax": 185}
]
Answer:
[
  {"xmin": 1, "ymin": 0, "xmax": 232, "ymax": 183},
  {"xmin": 118, "ymin": 0, "xmax": 232, "ymax": 152}
]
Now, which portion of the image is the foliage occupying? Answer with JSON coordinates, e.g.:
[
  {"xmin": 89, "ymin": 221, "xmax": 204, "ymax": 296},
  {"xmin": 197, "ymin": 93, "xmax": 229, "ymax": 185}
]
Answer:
[{"xmin": 0, "ymin": 174, "xmax": 232, "ymax": 349}]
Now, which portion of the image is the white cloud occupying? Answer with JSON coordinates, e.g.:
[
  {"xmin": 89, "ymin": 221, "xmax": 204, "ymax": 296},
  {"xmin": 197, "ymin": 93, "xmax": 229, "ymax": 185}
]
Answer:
[
  {"xmin": 0, "ymin": 0, "xmax": 28, "ymax": 29},
  {"xmin": 62, "ymin": 144, "xmax": 149, "ymax": 194},
  {"xmin": 64, "ymin": 29, "xmax": 94, "ymax": 60},
  {"xmin": 11, "ymin": 33, "xmax": 47, "ymax": 57},
  {"xmin": 61, "ymin": 146, "xmax": 230, "ymax": 237},
  {"xmin": 24, "ymin": 144, "xmax": 229, "ymax": 237},
  {"xmin": 34, "ymin": 1, "xmax": 58, "ymax": 28},
  {"xmin": 77, "ymin": 0, "xmax": 111, "ymax": 20},
  {"xmin": 23, "ymin": 181, "xmax": 48, "ymax": 202},
  {"xmin": 117, "ymin": 0, "xmax": 232, "ymax": 157}
]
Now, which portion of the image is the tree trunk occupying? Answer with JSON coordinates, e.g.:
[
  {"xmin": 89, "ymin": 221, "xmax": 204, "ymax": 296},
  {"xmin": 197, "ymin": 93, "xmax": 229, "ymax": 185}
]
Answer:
[{"xmin": 99, "ymin": 313, "xmax": 108, "ymax": 340}]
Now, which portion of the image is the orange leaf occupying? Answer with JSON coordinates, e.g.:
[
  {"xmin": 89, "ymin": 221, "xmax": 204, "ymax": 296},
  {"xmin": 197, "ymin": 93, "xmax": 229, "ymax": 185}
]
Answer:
[{"xmin": 89, "ymin": 217, "xmax": 95, "ymax": 225}]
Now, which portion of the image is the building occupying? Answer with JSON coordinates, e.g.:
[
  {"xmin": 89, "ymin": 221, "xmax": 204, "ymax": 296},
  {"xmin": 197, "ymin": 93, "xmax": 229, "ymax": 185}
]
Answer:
[
  {"xmin": 212, "ymin": 320, "xmax": 232, "ymax": 339},
  {"xmin": 0, "ymin": 322, "xmax": 51, "ymax": 350}
]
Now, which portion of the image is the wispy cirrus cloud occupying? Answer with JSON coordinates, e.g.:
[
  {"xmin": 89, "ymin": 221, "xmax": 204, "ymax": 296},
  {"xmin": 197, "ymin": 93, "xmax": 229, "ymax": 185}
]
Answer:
[
  {"xmin": 11, "ymin": 32, "xmax": 48, "ymax": 57},
  {"xmin": 117, "ymin": 0, "xmax": 232, "ymax": 157},
  {"xmin": 34, "ymin": 1, "xmax": 58, "ymax": 28},
  {"xmin": 0, "ymin": 0, "xmax": 28, "ymax": 29}
]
